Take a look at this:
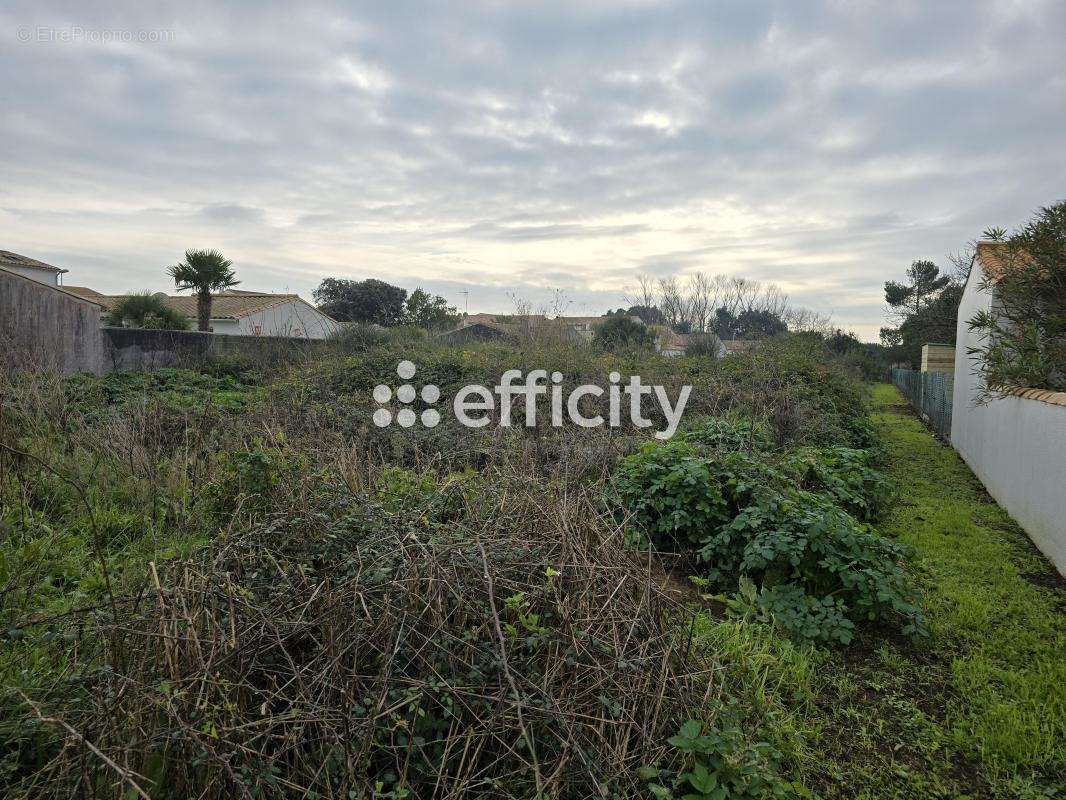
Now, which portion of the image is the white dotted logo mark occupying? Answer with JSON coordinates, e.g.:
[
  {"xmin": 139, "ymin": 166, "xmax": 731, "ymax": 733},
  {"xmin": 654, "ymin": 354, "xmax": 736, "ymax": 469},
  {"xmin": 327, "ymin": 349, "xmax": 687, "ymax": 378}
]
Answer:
[{"xmin": 373, "ymin": 361, "xmax": 441, "ymax": 428}]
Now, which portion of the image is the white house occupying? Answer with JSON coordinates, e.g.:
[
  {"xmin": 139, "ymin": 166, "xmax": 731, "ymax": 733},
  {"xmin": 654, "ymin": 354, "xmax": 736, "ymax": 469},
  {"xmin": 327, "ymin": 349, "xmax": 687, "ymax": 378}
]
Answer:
[
  {"xmin": 0, "ymin": 250, "xmax": 68, "ymax": 286},
  {"xmin": 65, "ymin": 288, "xmax": 341, "ymax": 339},
  {"xmin": 951, "ymin": 241, "xmax": 1066, "ymax": 575}
]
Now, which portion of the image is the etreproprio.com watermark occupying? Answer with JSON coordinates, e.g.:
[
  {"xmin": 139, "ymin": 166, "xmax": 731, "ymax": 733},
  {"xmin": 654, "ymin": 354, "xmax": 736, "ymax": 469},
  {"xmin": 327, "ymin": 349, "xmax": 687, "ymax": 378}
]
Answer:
[
  {"xmin": 16, "ymin": 26, "xmax": 175, "ymax": 44},
  {"xmin": 373, "ymin": 360, "xmax": 692, "ymax": 440}
]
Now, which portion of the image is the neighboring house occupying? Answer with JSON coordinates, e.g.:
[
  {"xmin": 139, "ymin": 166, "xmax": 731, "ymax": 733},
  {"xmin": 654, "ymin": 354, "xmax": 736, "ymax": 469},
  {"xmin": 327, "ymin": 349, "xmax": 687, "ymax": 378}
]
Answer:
[
  {"xmin": 556, "ymin": 315, "xmax": 636, "ymax": 343},
  {"xmin": 65, "ymin": 287, "xmax": 341, "ymax": 339},
  {"xmin": 437, "ymin": 320, "xmax": 519, "ymax": 344},
  {"xmin": 655, "ymin": 329, "xmax": 689, "ymax": 357},
  {"xmin": 721, "ymin": 339, "xmax": 759, "ymax": 356},
  {"xmin": 0, "ymin": 250, "xmax": 69, "ymax": 286},
  {"xmin": 654, "ymin": 328, "xmax": 737, "ymax": 358},
  {"xmin": 951, "ymin": 241, "xmax": 1014, "ymax": 418},
  {"xmin": 443, "ymin": 313, "xmax": 644, "ymax": 345}
]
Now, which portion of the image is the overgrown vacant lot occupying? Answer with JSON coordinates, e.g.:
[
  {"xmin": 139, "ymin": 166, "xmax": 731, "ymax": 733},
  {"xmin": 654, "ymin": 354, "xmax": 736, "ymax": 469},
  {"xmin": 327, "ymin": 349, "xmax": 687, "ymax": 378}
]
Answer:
[{"xmin": 0, "ymin": 335, "xmax": 1062, "ymax": 799}]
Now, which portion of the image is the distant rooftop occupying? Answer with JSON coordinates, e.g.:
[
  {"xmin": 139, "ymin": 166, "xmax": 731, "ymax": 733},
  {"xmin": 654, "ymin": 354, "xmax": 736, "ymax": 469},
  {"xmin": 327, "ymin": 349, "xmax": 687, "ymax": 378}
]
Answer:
[
  {"xmin": 0, "ymin": 250, "xmax": 69, "ymax": 274},
  {"xmin": 63, "ymin": 288, "xmax": 312, "ymax": 320}
]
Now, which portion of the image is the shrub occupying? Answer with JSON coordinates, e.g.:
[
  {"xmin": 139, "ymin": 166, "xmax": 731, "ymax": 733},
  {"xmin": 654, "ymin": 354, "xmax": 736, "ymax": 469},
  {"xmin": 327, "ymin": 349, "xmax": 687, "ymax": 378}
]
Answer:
[
  {"xmin": 593, "ymin": 315, "xmax": 657, "ymax": 351},
  {"xmin": 684, "ymin": 332, "xmax": 722, "ymax": 358},
  {"xmin": 681, "ymin": 412, "xmax": 775, "ymax": 454},
  {"xmin": 611, "ymin": 438, "xmax": 923, "ymax": 644},
  {"xmin": 611, "ymin": 442, "xmax": 772, "ymax": 553},
  {"xmin": 966, "ymin": 201, "xmax": 1066, "ymax": 394},
  {"xmin": 104, "ymin": 292, "xmax": 189, "ymax": 330},
  {"xmin": 703, "ymin": 488, "xmax": 924, "ymax": 644},
  {"xmin": 779, "ymin": 446, "xmax": 894, "ymax": 521},
  {"xmin": 7, "ymin": 475, "xmax": 721, "ymax": 799},
  {"xmin": 327, "ymin": 322, "xmax": 389, "ymax": 352}
]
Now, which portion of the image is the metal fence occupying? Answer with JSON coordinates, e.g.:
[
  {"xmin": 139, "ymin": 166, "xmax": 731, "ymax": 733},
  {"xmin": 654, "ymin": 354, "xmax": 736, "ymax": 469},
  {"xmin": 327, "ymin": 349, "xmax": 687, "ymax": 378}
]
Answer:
[{"xmin": 890, "ymin": 369, "xmax": 954, "ymax": 439}]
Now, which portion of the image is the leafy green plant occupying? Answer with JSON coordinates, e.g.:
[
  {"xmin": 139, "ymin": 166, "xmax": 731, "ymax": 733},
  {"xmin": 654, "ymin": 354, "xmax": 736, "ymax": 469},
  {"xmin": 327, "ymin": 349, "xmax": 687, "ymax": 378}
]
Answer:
[
  {"xmin": 612, "ymin": 437, "xmax": 923, "ymax": 644},
  {"xmin": 779, "ymin": 446, "xmax": 893, "ymax": 521},
  {"xmin": 610, "ymin": 442, "xmax": 773, "ymax": 553},
  {"xmin": 682, "ymin": 413, "xmax": 775, "ymax": 453},
  {"xmin": 700, "ymin": 488, "xmax": 924, "ymax": 644},
  {"xmin": 639, "ymin": 718, "xmax": 794, "ymax": 799}
]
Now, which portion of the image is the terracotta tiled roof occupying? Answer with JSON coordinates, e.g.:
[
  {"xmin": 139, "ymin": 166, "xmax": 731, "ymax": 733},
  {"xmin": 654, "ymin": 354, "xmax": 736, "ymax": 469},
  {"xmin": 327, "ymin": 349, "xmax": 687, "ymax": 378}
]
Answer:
[
  {"xmin": 1009, "ymin": 387, "xmax": 1066, "ymax": 407},
  {"xmin": 63, "ymin": 289, "xmax": 313, "ymax": 320},
  {"xmin": 0, "ymin": 268, "xmax": 102, "ymax": 306},
  {"xmin": 161, "ymin": 292, "xmax": 301, "ymax": 320},
  {"xmin": 974, "ymin": 241, "xmax": 1036, "ymax": 282},
  {"xmin": 721, "ymin": 339, "xmax": 759, "ymax": 353},
  {"xmin": 0, "ymin": 250, "xmax": 69, "ymax": 274},
  {"xmin": 64, "ymin": 286, "xmax": 107, "ymax": 300}
]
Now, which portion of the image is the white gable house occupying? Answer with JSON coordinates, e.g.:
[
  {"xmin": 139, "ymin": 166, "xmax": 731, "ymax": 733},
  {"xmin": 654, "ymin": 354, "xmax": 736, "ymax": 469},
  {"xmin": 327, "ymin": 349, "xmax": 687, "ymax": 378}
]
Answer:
[{"xmin": 0, "ymin": 250, "xmax": 69, "ymax": 286}]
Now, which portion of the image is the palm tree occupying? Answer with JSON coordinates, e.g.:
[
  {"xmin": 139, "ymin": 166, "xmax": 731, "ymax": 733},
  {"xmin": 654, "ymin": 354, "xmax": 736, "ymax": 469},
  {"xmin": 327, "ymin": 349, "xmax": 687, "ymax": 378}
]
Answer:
[{"xmin": 167, "ymin": 249, "xmax": 239, "ymax": 332}]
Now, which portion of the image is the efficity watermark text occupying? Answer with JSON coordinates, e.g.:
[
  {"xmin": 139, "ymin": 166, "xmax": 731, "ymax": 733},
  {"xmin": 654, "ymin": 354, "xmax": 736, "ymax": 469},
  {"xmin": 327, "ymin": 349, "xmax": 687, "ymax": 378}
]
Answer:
[{"xmin": 373, "ymin": 361, "xmax": 692, "ymax": 440}]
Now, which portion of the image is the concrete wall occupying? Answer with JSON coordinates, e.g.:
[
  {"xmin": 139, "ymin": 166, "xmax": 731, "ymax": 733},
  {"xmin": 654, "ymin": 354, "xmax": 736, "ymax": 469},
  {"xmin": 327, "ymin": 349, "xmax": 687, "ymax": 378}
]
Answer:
[
  {"xmin": 951, "ymin": 266, "xmax": 1066, "ymax": 575},
  {"xmin": 104, "ymin": 327, "xmax": 329, "ymax": 370},
  {"xmin": 1, "ymin": 266, "xmax": 107, "ymax": 375}
]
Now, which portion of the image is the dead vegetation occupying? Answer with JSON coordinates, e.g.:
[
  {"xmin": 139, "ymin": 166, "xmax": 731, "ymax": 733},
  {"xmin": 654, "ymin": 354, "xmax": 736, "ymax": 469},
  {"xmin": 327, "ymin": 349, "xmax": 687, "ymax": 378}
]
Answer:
[{"xmin": 16, "ymin": 469, "xmax": 717, "ymax": 799}]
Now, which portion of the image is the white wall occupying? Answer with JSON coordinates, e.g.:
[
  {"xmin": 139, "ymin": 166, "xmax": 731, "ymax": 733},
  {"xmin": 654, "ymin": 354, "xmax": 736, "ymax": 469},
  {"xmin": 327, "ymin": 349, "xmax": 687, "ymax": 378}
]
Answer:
[
  {"xmin": 5, "ymin": 263, "xmax": 60, "ymax": 286},
  {"xmin": 212, "ymin": 300, "xmax": 340, "ymax": 339},
  {"xmin": 951, "ymin": 267, "xmax": 1066, "ymax": 575}
]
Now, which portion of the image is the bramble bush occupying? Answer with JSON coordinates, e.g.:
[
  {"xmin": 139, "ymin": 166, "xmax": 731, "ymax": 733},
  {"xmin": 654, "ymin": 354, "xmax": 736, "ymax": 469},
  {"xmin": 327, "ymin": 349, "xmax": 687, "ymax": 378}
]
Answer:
[
  {"xmin": 708, "ymin": 488, "xmax": 923, "ymax": 643},
  {"xmin": 612, "ymin": 414, "xmax": 922, "ymax": 645},
  {"xmin": 779, "ymin": 445, "xmax": 893, "ymax": 522}
]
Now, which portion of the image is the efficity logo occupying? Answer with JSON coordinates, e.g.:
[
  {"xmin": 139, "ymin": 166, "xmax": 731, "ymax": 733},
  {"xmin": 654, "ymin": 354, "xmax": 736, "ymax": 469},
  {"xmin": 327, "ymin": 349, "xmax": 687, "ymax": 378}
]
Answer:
[{"xmin": 373, "ymin": 360, "xmax": 691, "ymax": 439}]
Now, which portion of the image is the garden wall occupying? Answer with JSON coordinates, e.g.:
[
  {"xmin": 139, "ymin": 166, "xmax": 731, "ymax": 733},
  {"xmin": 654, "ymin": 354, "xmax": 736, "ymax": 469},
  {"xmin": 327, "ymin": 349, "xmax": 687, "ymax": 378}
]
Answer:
[
  {"xmin": 104, "ymin": 327, "xmax": 330, "ymax": 370},
  {"xmin": 0, "ymin": 267, "xmax": 108, "ymax": 375},
  {"xmin": 951, "ymin": 266, "xmax": 1066, "ymax": 575}
]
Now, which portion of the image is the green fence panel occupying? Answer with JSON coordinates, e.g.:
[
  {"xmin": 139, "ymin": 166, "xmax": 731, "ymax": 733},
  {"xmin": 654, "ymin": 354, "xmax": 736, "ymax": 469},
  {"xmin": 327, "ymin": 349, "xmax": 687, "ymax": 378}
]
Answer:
[{"xmin": 891, "ymin": 369, "xmax": 953, "ymax": 439}]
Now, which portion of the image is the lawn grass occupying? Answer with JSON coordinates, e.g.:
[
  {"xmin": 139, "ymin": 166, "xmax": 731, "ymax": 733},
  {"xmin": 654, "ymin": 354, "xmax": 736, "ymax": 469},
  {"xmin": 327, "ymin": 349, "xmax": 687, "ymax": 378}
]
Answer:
[
  {"xmin": 808, "ymin": 384, "xmax": 1064, "ymax": 798},
  {"xmin": 697, "ymin": 383, "xmax": 1064, "ymax": 799}
]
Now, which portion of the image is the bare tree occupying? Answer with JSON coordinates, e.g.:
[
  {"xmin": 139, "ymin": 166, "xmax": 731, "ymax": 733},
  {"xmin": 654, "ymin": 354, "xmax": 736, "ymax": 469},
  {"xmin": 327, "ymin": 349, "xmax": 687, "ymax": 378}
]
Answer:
[
  {"xmin": 686, "ymin": 273, "xmax": 713, "ymax": 333},
  {"xmin": 758, "ymin": 283, "xmax": 790, "ymax": 318},
  {"xmin": 625, "ymin": 274, "xmax": 659, "ymax": 310},
  {"xmin": 783, "ymin": 306, "xmax": 834, "ymax": 334},
  {"xmin": 657, "ymin": 276, "xmax": 687, "ymax": 329}
]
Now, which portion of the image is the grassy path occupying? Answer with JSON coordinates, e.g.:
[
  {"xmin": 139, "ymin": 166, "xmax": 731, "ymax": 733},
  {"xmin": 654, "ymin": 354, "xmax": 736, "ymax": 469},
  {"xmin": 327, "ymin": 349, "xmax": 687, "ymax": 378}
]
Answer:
[{"xmin": 802, "ymin": 384, "xmax": 1064, "ymax": 799}]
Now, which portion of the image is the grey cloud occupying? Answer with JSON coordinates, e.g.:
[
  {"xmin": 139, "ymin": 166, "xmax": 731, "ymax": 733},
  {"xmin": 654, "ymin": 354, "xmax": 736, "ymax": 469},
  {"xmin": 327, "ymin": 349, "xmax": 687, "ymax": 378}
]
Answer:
[
  {"xmin": 1, "ymin": 0, "xmax": 1063, "ymax": 340},
  {"xmin": 453, "ymin": 221, "xmax": 649, "ymax": 241},
  {"xmin": 200, "ymin": 203, "xmax": 265, "ymax": 224}
]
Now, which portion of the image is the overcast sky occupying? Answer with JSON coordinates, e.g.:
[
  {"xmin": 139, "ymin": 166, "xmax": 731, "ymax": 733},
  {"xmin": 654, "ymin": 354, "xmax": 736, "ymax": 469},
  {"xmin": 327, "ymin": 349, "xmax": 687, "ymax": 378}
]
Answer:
[{"xmin": 2, "ymin": 1, "xmax": 1063, "ymax": 339}]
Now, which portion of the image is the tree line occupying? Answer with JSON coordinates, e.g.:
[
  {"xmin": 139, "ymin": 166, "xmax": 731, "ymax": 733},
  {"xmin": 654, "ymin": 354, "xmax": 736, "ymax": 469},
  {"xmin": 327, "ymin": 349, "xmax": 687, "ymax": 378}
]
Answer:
[
  {"xmin": 609, "ymin": 273, "xmax": 832, "ymax": 341},
  {"xmin": 312, "ymin": 278, "xmax": 459, "ymax": 330}
]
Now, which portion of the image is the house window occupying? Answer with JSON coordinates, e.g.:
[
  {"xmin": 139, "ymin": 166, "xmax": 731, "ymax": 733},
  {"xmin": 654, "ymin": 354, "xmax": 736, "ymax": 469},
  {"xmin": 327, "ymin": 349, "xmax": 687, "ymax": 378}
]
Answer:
[{"xmin": 253, "ymin": 325, "xmax": 262, "ymax": 336}]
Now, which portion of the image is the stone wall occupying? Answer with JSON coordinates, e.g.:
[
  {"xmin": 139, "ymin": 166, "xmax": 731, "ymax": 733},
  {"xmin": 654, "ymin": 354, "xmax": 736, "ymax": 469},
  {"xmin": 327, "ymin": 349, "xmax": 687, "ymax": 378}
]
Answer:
[{"xmin": 1, "ymin": 267, "xmax": 107, "ymax": 375}]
